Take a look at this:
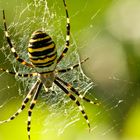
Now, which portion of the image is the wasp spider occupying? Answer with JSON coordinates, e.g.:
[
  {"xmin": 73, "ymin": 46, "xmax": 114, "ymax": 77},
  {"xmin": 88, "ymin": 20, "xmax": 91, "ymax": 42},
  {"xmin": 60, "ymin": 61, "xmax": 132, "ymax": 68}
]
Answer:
[{"xmin": 0, "ymin": 0, "xmax": 99, "ymax": 139}]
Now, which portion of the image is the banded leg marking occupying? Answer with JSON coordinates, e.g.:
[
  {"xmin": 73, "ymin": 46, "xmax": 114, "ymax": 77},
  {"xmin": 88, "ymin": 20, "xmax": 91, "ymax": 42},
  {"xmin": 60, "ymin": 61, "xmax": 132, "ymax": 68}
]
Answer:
[
  {"xmin": 54, "ymin": 79, "xmax": 90, "ymax": 131},
  {"xmin": 57, "ymin": 0, "xmax": 70, "ymax": 64},
  {"xmin": 0, "ymin": 80, "xmax": 41, "ymax": 124},
  {"xmin": 56, "ymin": 77, "xmax": 100, "ymax": 106},
  {"xmin": 0, "ymin": 68, "xmax": 38, "ymax": 77},
  {"xmin": 2, "ymin": 10, "xmax": 33, "ymax": 68},
  {"xmin": 27, "ymin": 82, "xmax": 43, "ymax": 140},
  {"xmin": 57, "ymin": 57, "xmax": 89, "ymax": 73}
]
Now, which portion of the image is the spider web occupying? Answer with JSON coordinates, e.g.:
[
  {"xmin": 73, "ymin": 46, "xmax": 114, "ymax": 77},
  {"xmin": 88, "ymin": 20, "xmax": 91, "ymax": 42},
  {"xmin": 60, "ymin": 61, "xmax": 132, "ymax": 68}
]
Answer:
[
  {"xmin": 0, "ymin": 0, "xmax": 140, "ymax": 140},
  {"xmin": 0, "ymin": 0, "xmax": 97, "ymax": 138}
]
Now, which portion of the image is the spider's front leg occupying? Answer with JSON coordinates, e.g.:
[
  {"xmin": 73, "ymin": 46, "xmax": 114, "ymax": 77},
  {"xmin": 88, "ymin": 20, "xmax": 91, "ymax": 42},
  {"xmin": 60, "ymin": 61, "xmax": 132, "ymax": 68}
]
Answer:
[
  {"xmin": 27, "ymin": 82, "xmax": 43, "ymax": 140},
  {"xmin": 0, "ymin": 80, "xmax": 41, "ymax": 124},
  {"xmin": 56, "ymin": 76, "xmax": 100, "ymax": 106},
  {"xmin": 54, "ymin": 79, "xmax": 91, "ymax": 132}
]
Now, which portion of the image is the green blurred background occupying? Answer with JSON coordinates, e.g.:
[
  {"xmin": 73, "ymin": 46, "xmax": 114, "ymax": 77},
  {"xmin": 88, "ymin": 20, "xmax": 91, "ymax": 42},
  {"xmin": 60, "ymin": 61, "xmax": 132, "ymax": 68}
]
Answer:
[{"xmin": 0, "ymin": 0, "xmax": 140, "ymax": 140}]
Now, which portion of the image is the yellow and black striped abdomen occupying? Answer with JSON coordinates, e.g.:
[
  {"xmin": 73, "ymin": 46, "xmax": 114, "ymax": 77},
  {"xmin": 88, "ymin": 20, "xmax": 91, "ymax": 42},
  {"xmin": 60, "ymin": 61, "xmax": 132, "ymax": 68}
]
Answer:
[{"xmin": 28, "ymin": 30, "xmax": 57, "ymax": 71}]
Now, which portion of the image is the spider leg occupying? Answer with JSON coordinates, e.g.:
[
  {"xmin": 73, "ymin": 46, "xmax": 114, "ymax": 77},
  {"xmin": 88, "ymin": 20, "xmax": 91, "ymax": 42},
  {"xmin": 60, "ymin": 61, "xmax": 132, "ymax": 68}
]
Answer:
[
  {"xmin": 27, "ymin": 81, "xmax": 43, "ymax": 140},
  {"xmin": 57, "ymin": 0, "xmax": 70, "ymax": 64},
  {"xmin": 57, "ymin": 57, "xmax": 89, "ymax": 73},
  {"xmin": 0, "ymin": 67, "xmax": 37, "ymax": 77},
  {"xmin": 0, "ymin": 80, "xmax": 41, "ymax": 124},
  {"xmin": 56, "ymin": 76, "xmax": 100, "ymax": 106},
  {"xmin": 54, "ymin": 79, "xmax": 91, "ymax": 132},
  {"xmin": 2, "ymin": 10, "xmax": 33, "ymax": 68}
]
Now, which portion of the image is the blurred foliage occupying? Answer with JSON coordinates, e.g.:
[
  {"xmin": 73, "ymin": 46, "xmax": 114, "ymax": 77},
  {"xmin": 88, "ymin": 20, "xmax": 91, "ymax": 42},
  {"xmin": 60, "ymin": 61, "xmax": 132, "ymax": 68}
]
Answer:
[{"xmin": 0, "ymin": 0, "xmax": 140, "ymax": 140}]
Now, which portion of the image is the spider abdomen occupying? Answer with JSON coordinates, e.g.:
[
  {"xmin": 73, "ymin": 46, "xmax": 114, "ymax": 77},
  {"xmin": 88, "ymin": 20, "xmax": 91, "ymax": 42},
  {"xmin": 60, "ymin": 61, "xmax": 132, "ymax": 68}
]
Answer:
[{"xmin": 28, "ymin": 30, "xmax": 57, "ymax": 72}]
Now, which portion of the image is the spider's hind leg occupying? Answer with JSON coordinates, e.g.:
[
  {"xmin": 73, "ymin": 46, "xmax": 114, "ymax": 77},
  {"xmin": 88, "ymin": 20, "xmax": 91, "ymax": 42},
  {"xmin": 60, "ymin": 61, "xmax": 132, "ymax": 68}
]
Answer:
[
  {"xmin": 2, "ymin": 10, "xmax": 33, "ymax": 68},
  {"xmin": 0, "ymin": 67, "xmax": 37, "ymax": 77},
  {"xmin": 57, "ymin": 57, "xmax": 89, "ymax": 73},
  {"xmin": 57, "ymin": 0, "xmax": 70, "ymax": 64}
]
